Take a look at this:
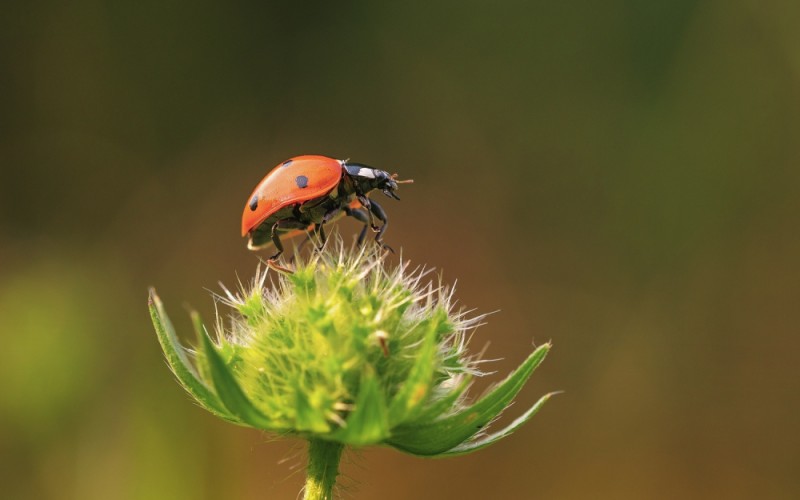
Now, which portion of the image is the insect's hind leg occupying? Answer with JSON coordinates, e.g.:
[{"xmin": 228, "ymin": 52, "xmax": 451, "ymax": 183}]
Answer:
[{"xmin": 269, "ymin": 219, "xmax": 308, "ymax": 261}]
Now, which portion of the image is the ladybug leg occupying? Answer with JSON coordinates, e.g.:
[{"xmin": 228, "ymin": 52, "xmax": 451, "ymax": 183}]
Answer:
[
  {"xmin": 315, "ymin": 223, "xmax": 327, "ymax": 250},
  {"xmin": 357, "ymin": 195, "xmax": 378, "ymax": 231},
  {"xmin": 269, "ymin": 219, "xmax": 308, "ymax": 260},
  {"xmin": 313, "ymin": 205, "xmax": 345, "ymax": 251},
  {"xmin": 344, "ymin": 206, "xmax": 370, "ymax": 246},
  {"xmin": 269, "ymin": 221, "xmax": 286, "ymax": 260},
  {"xmin": 367, "ymin": 199, "xmax": 394, "ymax": 253}
]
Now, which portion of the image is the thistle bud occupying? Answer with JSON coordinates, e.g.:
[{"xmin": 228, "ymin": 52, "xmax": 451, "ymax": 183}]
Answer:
[{"xmin": 149, "ymin": 241, "xmax": 553, "ymax": 498}]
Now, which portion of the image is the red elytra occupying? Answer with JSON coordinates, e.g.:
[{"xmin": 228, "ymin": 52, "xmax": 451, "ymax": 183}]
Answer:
[{"xmin": 241, "ymin": 155, "xmax": 343, "ymax": 237}]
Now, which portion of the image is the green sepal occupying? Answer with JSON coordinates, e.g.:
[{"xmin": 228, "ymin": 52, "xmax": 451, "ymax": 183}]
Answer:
[
  {"xmin": 388, "ymin": 319, "xmax": 439, "ymax": 426},
  {"xmin": 404, "ymin": 374, "xmax": 473, "ymax": 426},
  {"xmin": 440, "ymin": 391, "xmax": 558, "ymax": 456},
  {"xmin": 331, "ymin": 368, "xmax": 390, "ymax": 446},
  {"xmin": 148, "ymin": 289, "xmax": 236, "ymax": 421},
  {"xmin": 294, "ymin": 388, "xmax": 332, "ymax": 434},
  {"xmin": 386, "ymin": 343, "xmax": 550, "ymax": 456},
  {"xmin": 196, "ymin": 313, "xmax": 275, "ymax": 429}
]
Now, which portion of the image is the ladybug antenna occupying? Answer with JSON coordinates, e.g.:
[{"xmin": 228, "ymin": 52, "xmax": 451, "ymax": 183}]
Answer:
[{"xmin": 390, "ymin": 173, "xmax": 414, "ymax": 184}]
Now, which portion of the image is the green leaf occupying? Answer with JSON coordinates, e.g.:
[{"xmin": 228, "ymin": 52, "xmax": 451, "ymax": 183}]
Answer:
[
  {"xmin": 388, "ymin": 319, "xmax": 439, "ymax": 426},
  {"xmin": 440, "ymin": 391, "xmax": 558, "ymax": 456},
  {"xmin": 387, "ymin": 343, "xmax": 551, "ymax": 456},
  {"xmin": 331, "ymin": 368, "xmax": 390, "ymax": 446},
  {"xmin": 195, "ymin": 313, "xmax": 275, "ymax": 429},
  {"xmin": 148, "ymin": 289, "xmax": 236, "ymax": 421}
]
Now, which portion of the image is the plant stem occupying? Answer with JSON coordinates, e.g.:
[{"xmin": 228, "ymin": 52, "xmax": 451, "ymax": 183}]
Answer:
[{"xmin": 303, "ymin": 439, "xmax": 345, "ymax": 500}]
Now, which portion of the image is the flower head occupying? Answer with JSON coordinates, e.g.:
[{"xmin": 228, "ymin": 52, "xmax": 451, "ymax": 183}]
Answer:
[{"xmin": 149, "ymin": 241, "xmax": 553, "ymax": 456}]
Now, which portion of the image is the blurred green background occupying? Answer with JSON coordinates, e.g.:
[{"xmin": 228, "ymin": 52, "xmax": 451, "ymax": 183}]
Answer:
[{"xmin": 2, "ymin": 1, "xmax": 799, "ymax": 499}]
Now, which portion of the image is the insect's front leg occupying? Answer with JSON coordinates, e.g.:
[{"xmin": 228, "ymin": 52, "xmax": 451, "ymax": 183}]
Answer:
[
  {"xmin": 367, "ymin": 199, "xmax": 393, "ymax": 253},
  {"xmin": 357, "ymin": 195, "xmax": 378, "ymax": 231},
  {"xmin": 368, "ymin": 199, "xmax": 388, "ymax": 240}
]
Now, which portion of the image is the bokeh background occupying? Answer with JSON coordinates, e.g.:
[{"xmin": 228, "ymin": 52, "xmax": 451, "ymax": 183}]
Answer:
[{"xmin": 2, "ymin": 2, "xmax": 799, "ymax": 499}]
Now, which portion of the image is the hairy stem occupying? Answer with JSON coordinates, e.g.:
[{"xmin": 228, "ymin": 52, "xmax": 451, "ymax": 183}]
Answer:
[{"xmin": 304, "ymin": 439, "xmax": 345, "ymax": 500}]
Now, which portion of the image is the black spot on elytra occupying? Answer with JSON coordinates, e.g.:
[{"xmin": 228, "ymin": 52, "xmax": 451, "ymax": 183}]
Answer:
[
  {"xmin": 295, "ymin": 175, "xmax": 309, "ymax": 188},
  {"xmin": 282, "ymin": 159, "xmax": 293, "ymax": 167},
  {"xmin": 249, "ymin": 196, "xmax": 259, "ymax": 211}
]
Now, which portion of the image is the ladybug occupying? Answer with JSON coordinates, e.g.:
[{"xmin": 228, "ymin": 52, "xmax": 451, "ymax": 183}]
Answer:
[{"xmin": 241, "ymin": 155, "xmax": 411, "ymax": 260}]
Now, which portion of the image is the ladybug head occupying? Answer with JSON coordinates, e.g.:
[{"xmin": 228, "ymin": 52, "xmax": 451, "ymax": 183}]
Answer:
[
  {"xmin": 373, "ymin": 170, "xmax": 401, "ymax": 200},
  {"xmin": 344, "ymin": 163, "xmax": 412, "ymax": 200}
]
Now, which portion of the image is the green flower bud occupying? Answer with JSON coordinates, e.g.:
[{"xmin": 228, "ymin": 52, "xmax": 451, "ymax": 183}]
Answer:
[{"xmin": 149, "ymin": 241, "xmax": 554, "ymax": 498}]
